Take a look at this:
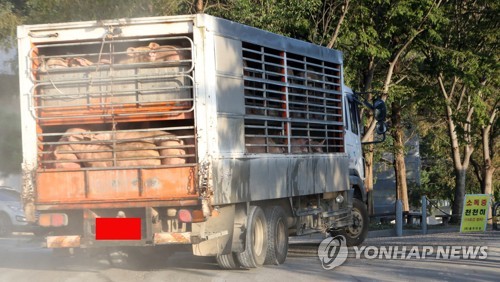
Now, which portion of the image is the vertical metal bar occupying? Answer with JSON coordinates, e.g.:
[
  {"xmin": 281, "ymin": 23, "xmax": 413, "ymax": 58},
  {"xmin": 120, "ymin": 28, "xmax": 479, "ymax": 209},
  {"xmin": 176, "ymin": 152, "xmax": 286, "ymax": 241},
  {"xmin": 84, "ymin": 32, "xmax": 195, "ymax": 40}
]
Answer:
[
  {"xmin": 396, "ymin": 200, "xmax": 403, "ymax": 237},
  {"xmin": 422, "ymin": 196, "xmax": 427, "ymax": 235},
  {"xmin": 138, "ymin": 168, "xmax": 144, "ymax": 197},
  {"xmin": 145, "ymin": 207, "xmax": 152, "ymax": 242},
  {"xmin": 84, "ymin": 170, "xmax": 89, "ymax": 198},
  {"xmin": 281, "ymin": 51, "xmax": 291, "ymax": 153}
]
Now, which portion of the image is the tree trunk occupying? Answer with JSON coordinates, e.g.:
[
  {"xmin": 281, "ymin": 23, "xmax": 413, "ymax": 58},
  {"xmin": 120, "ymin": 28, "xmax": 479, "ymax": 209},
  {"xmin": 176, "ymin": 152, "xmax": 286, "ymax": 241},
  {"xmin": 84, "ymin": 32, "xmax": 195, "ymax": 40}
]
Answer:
[
  {"xmin": 438, "ymin": 76, "xmax": 474, "ymax": 223},
  {"xmin": 484, "ymin": 168, "xmax": 495, "ymax": 224},
  {"xmin": 451, "ymin": 169, "xmax": 466, "ymax": 223},
  {"xmin": 195, "ymin": 0, "xmax": 204, "ymax": 13},
  {"xmin": 326, "ymin": 0, "xmax": 350, "ymax": 49},
  {"xmin": 481, "ymin": 107, "xmax": 497, "ymax": 197},
  {"xmin": 359, "ymin": 2, "xmax": 439, "ymax": 213},
  {"xmin": 484, "ymin": 169, "xmax": 495, "ymax": 196},
  {"xmin": 361, "ymin": 58, "xmax": 375, "ymax": 215},
  {"xmin": 364, "ymin": 142, "xmax": 374, "ymax": 215},
  {"xmin": 391, "ymin": 102, "xmax": 409, "ymax": 211}
]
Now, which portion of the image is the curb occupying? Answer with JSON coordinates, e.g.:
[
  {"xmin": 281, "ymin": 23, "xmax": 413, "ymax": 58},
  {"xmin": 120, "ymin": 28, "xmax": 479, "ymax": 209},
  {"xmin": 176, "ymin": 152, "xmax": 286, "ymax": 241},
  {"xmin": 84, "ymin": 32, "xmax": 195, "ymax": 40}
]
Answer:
[
  {"xmin": 289, "ymin": 226, "xmax": 461, "ymax": 245},
  {"xmin": 368, "ymin": 226, "xmax": 460, "ymax": 238}
]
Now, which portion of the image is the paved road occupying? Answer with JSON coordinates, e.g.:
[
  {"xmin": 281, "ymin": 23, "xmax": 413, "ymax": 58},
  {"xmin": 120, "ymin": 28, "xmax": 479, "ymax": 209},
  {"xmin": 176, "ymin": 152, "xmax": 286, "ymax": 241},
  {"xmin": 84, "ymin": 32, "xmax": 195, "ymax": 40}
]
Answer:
[{"xmin": 0, "ymin": 230, "xmax": 498, "ymax": 282}]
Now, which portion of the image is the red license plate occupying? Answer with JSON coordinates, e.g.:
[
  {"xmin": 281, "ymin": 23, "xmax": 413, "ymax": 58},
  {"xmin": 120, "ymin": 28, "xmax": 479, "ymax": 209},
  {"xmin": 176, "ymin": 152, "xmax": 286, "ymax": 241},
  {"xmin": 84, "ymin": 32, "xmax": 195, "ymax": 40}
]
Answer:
[{"xmin": 95, "ymin": 218, "xmax": 141, "ymax": 240}]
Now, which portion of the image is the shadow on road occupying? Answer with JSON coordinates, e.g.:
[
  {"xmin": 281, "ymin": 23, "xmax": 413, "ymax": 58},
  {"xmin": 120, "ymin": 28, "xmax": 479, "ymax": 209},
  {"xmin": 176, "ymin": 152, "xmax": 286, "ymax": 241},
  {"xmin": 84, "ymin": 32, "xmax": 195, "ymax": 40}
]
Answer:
[{"xmin": 0, "ymin": 235, "xmax": 223, "ymax": 272}]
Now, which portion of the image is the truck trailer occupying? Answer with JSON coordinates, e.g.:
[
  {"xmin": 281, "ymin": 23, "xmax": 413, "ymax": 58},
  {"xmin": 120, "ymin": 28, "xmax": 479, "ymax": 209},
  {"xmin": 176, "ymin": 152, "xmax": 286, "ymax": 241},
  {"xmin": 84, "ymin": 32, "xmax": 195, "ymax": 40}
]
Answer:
[{"xmin": 17, "ymin": 14, "xmax": 386, "ymax": 268}]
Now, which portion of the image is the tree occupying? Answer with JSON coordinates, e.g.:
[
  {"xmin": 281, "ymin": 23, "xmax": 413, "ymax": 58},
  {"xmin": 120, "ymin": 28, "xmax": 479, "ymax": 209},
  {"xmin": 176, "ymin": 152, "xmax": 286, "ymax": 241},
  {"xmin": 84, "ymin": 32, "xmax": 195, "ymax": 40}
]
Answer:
[
  {"xmin": 471, "ymin": 85, "xmax": 498, "ymax": 200},
  {"xmin": 421, "ymin": 0, "xmax": 498, "ymax": 221},
  {"xmin": 24, "ymin": 0, "xmax": 188, "ymax": 24},
  {"xmin": 467, "ymin": 1, "xmax": 499, "ymax": 201},
  {"xmin": 307, "ymin": 0, "xmax": 351, "ymax": 48},
  {"xmin": 212, "ymin": 0, "xmax": 322, "ymax": 39},
  {"xmin": 0, "ymin": 0, "xmax": 21, "ymax": 46},
  {"xmin": 336, "ymin": 0, "xmax": 443, "ymax": 212}
]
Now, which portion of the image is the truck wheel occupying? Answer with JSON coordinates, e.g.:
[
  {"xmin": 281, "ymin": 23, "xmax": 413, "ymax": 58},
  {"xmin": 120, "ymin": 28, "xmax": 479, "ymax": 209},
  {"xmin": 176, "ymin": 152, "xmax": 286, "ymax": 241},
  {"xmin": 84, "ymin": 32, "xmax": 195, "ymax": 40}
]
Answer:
[
  {"xmin": 333, "ymin": 198, "xmax": 368, "ymax": 246},
  {"xmin": 264, "ymin": 206, "xmax": 288, "ymax": 265},
  {"xmin": 0, "ymin": 213, "xmax": 12, "ymax": 237},
  {"xmin": 236, "ymin": 206, "xmax": 268, "ymax": 268},
  {"xmin": 216, "ymin": 252, "xmax": 240, "ymax": 269}
]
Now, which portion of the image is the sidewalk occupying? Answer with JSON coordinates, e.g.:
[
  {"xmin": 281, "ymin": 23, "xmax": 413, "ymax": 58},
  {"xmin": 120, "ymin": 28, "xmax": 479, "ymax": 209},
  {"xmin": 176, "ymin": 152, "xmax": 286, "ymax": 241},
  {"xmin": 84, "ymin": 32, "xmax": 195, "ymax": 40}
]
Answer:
[
  {"xmin": 289, "ymin": 225, "xmax": 499, "ymax": 247},
  {"xmin": 366, "ymin": 225, "xmax": 460, "ymax": 238},
  {"xmin": 365, "ymin": 229, "xmax": 500, "ymax": 248},
  {"xmin": 289, "ymin": 228, "xmax": 500, "ymax": 261}
]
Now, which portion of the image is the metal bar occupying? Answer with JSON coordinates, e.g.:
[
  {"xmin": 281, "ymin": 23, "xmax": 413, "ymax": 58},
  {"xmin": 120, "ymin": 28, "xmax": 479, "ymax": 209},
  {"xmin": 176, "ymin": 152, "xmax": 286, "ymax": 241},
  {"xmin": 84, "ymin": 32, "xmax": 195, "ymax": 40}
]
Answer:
[
  {"xmin": 396, "ymin": 200, "xmax": 403, "ymax": 237},
  {"xmin": 36, "ymin": 199, "xmax": 200, "ymax": 210},
  {"xmin": 422, "ymin": 196, "xmax": 428, "ymax": 234}
]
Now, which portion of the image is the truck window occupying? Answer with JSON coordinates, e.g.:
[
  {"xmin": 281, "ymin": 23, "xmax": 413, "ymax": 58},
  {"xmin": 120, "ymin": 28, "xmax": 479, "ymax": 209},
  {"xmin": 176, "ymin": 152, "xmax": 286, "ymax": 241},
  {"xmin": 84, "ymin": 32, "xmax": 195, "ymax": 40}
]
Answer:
[
  {"xmin": 349, "ymin": 100, "xmax": 359, "ymax": 135},
  {"xmin": 344, "ymin": 97, "xmax": 350, "ymax": 131}
]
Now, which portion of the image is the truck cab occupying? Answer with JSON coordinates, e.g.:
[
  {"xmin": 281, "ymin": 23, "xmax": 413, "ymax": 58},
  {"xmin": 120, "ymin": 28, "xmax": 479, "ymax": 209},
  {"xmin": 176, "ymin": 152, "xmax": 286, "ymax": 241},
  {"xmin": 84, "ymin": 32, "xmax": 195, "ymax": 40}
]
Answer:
[{"xmin": 344, "ymin": 87, "xmax": 365, "ymax": 199}]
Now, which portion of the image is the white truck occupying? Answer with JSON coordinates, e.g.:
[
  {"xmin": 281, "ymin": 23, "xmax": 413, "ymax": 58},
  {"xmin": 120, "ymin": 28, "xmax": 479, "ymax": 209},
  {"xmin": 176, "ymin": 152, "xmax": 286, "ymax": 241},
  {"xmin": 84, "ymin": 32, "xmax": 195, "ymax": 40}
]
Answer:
[{"xmin": 17, "ymin": 14, "xmax": 386, "ymax": 268}]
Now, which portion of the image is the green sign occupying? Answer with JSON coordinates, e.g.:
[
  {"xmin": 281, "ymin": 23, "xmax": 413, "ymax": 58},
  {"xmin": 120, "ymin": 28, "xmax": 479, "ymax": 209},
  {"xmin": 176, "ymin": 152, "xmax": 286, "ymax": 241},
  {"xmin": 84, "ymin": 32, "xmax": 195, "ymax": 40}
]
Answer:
[{"xmin": 460, "ymin": 194, "xmax": 491, "ymax": 233}]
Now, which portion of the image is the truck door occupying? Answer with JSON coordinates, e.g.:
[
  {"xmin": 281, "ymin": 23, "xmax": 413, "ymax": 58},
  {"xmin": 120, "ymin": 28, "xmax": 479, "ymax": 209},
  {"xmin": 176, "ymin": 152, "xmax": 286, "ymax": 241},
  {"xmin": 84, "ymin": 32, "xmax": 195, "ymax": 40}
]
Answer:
[{"xmin": 344, "ymin": 95, "xmax": 364, "ymax": 180}]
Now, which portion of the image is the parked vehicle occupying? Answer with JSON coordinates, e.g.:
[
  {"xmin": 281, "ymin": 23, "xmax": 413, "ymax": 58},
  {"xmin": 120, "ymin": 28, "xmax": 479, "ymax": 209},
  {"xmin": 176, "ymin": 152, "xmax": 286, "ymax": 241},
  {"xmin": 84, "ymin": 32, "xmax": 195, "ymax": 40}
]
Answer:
[
  {"xmin": 17, "ymin": 14, "xmax": 386, "ymax": 268},
  {"xmin": 0, "ymin": 186, "xmax": 32, "ymax": 236}
]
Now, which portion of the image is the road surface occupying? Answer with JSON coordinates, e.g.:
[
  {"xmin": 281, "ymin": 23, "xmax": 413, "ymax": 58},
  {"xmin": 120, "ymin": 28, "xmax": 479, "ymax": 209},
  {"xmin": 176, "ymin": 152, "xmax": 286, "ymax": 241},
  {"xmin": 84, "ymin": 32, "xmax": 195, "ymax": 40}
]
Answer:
[{"xmin": 0, "ymin": 230, "xmax": 498, "ymax": 282}]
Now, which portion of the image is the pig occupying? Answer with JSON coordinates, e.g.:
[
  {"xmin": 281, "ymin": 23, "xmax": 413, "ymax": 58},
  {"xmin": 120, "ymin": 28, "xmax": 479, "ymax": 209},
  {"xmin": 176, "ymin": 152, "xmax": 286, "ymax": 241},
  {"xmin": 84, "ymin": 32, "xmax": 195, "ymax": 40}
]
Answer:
[
  {"xmin": 67, "ymin": 57, "xmax": 93, "ymax": 67},
  {"xmin": 290, "ymin": 138, "xmax": 309, "ymax": 153},
  {"xmin": 246, "ymin": 137, "xmax": 284, "ymax": 154},
  {"xmin": 64, "ymin": 128, "xmax": 113, "ymax": 168},
  {"xmin": 116, "ymin": 43, "xmax": 155, "ymax": 64},
  {"xmin": 111, "ymin": 130, "xmax": 186, "ymax": 166},
  {"xmin": 158, "ymin": 139, "xmax": 186, "ymax": 165},
  {"xmin": 52, "ymin": 143, "xmax": 82, "ymax": 169},
  {"xmin": 44, "ymin": 138, "xmax": 81, "ymax": 169},
  {"xmin": 309, "ymin": 139, "xmax": 325, "ymax": 153},
  {"xmin": 148, "ymin": 42, "xmax": 189, "ymax": 62},
  {"xmin": 290, "ymin": 138, "xmax": 325, "ymax": 153},
  {"xmin": 38, "ymin": 57, "xmax": 68, "ymax": 72},
  {"xmin": 115, "ymin": 141, "xmax": 161, "ymax": 167},
  {"xmin": 170, "ymin": 129, "xmax": 196, "ymax": 163},
  {"xmin": 111, "ymin": 130, "xmax": 174, "ymax": 144},
  {"xmin": 62, "ymin": 128, "xmax": 188, "ymax": 167}
]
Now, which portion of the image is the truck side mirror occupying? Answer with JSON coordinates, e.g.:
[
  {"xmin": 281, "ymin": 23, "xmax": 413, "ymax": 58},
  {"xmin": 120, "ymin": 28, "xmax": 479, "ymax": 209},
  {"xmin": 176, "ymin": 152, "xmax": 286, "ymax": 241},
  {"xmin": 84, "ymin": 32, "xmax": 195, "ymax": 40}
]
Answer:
[
  {"xmin": 373, "ymin": 98, "xmax": 386, "ymax": 122},
  {"xmin": 376, "ymin": 121, "xmax": 387, "ymax": 135}
]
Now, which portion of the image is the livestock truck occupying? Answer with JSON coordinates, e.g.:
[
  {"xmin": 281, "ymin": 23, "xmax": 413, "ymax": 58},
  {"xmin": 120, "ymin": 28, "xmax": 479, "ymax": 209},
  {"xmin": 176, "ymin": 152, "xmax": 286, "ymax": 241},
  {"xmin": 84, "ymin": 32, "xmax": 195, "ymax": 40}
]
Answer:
[{"xmin": 17, "ymin": 14, "xmax": 386, "ymax": 268}]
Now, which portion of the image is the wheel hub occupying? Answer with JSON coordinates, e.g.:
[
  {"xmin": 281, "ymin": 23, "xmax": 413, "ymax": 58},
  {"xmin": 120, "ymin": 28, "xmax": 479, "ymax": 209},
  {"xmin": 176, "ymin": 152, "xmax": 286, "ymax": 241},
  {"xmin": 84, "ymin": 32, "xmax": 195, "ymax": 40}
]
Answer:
[{"xmin": 348, "ymin": 211, "xmax": 362, "ymax": 236}]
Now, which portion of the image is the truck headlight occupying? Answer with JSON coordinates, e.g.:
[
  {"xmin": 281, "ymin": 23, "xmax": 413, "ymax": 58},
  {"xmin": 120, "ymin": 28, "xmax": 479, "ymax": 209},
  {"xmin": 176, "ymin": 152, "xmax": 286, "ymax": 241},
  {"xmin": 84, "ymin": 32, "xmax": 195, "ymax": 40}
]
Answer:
[{"xmin": 336, "ymin": 194, "xmax": 344, "ymax": 204}]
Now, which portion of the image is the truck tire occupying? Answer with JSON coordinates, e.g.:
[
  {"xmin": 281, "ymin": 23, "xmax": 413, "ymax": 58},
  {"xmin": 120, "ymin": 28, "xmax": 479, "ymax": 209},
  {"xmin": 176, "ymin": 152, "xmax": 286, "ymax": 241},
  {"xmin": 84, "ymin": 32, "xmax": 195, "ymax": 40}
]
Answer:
[
  {"xmin": 332, "ymin": 198, "xmax": 368, "ymax": 246},
  {"xmin": 0, "ymin": 213, "xmax": 12, "ymax": 237},
  {"xmin": 236, "ymin": 206, "xmax": 268, "ymax": 268},
  {"xmin": 216, "ymin": 252, "xmax": 240, "ymax": 269},
  {"xmin": 264, "ymin": 206, "xmax": 288, "ymax": 265}
]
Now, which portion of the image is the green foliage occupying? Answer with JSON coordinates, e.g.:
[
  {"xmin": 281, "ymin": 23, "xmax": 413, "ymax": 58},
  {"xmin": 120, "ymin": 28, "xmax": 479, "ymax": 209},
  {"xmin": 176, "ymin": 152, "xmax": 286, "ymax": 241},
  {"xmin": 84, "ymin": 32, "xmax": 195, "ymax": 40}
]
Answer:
[
  {"xmin": 412, "ymin": 129, "xmax": 455, "ymax": 206},
  {"xmin": 418, "ymin": 0, "xmax": 499, "ymax": 205},
  {"xmin": 24, "ymin": 0, "xmax": 187, "ymax": 24},
  {"xmin": 0, "ymin": 110, "xmax": 21, "ymax": 175},
  {"xmin": 0, "ymin": 0, "xmax": 21, "ymax": 47},
  {"xmin": 338, "ymin": 0, "xmax": 443, "ymax": 91},
  {"xmin": 0, "ymin": 0, "xmax": 496, "ymax": 204},
  {"xmin": 213, "ymin": 0, "xmax": 320, "ymax": 39},
  {"xmin": 0, "ymin": 74, "xmax": 21, "ymax": 175}
]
